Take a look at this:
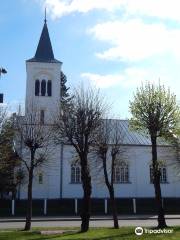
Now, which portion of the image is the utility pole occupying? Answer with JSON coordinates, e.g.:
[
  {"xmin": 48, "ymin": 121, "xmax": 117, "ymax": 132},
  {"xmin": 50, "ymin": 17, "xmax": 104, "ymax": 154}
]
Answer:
[{"xmin": 0, "ymin": 67, "xmax": 7, "ymax": 103}]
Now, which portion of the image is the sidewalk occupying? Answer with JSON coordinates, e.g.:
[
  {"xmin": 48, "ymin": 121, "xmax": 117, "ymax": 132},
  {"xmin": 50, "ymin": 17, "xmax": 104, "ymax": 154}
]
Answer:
[{"xmin": 0, "ymin": 215, "xmax": 180, "ymax": 222}]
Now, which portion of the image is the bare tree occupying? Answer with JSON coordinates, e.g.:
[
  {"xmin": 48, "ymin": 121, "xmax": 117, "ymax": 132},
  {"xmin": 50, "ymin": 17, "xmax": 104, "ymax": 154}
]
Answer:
[
  {"xmin": 15, "ymin": 107, "xmax": 53, "ymax": 231},
  {"xmin": 95, "ymin": 119, "xmax": 125, "ymax": 229},
  {"xmin": 54, "ymin": 86, "xmax": 105, "ymax": 232}
]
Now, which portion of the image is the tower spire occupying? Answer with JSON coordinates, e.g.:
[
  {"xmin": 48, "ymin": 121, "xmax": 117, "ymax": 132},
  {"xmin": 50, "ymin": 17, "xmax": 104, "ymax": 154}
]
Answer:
[
  {"xmin": 44, "ymin": 7, "xmax": 47, "ymax": 23},
  {"xmin": 27, "ymin": 11, "xmax": 61, "ymax": 63}
]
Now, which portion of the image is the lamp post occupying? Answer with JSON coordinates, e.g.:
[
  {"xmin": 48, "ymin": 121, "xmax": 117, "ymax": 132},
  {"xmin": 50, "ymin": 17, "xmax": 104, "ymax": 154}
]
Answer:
[{"xmin": 0, "ymin": 67, "xmax": 7, "ymax": 103}]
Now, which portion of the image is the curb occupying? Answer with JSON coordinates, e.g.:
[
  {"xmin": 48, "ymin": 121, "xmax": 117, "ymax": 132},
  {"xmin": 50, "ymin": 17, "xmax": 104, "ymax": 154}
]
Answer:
[{"xmin": 0, "ymin": 216, "xmax": 180, "ymax": 223}]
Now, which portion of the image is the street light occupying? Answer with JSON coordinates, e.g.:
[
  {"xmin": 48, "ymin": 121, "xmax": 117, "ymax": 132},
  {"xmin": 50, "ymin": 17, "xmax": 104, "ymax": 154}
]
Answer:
[{"xmin": 0, "ymin": 67, "xmax": 7, "ymax": 103}]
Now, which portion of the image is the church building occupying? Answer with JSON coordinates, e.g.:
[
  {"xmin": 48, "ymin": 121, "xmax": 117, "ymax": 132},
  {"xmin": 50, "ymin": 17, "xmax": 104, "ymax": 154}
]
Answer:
[{"xmin": 19, "ymin": 18, "xmax": 180, "ymax": 208}]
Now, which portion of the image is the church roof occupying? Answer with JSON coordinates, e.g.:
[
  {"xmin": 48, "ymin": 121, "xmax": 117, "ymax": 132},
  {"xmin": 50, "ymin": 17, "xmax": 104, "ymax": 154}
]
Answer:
[
  {"xmin": 106, "ymin": 119, "xmax": 169, "ymax": 146},
  {"xmin": 16, "ymin": 116, "xmax": 170, "ymax": 146},
  {"xmin": 27, "ymin": 21, "xmax": 61, "ymax": 63}
]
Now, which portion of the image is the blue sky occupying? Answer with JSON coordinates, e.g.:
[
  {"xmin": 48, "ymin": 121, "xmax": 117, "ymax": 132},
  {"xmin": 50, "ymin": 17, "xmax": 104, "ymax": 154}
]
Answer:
[{"xmin": 1, "ymin": 0, "xmax": 180, "ymax": 118}]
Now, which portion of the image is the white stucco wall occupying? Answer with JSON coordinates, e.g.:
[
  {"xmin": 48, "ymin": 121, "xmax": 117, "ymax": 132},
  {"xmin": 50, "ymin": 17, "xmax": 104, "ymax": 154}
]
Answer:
[
  {"xmin": 25, "ymin": 61, "xmax": 62, "ymax": 123},
  {"xmin": 60, "ymin": 145, "xmax": 180, "ymax": 199},
  {"xmin": 19, "ymin": 143, "xmax": 180, "ymax": 199}
]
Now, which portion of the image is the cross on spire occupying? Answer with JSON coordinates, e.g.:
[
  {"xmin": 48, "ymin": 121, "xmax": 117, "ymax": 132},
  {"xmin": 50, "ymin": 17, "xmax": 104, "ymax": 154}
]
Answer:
[{"xmin": 44, "ymin": 8, "xmax": 47, "ymax": 23}]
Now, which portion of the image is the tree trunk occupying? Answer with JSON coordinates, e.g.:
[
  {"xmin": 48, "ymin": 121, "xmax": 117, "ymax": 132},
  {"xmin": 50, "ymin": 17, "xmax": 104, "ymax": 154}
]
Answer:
[
  {"xmin": 24, "ymin": 153, "xmax": 34, "ymax": 231},
  {"xmin": 109, "ymin": 188, "xmax": 119, "ymax": 229},
  {"xmin": 151, "ymin": 136, "xmax": 167, "ymax": 228},
  {"xmin": 24, "ymin": 167, "xmax": 33, "ymax": 230},
  {"xmin": 102, "ymin": 155, "xmax": 119, "ymax": 229},
  {"xmin": 80, "ymin": 157, "xmax": 92, "ymax": 232}
]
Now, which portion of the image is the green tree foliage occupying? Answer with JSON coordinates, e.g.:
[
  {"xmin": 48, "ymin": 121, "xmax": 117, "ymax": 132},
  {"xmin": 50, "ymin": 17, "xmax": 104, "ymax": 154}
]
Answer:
[
  {"xmin": 130, "ymin": 83, "xmax": 180, "ymax": 137},
  {"xmin": 129, "ymin": 82, "xmax": 180, "ymax": 228},
  {"xmin": 0, "ymin": 117, "xmax": 20, "ymax": 198},
  {"xmin": 60, "ymin": 71, "xmax": 71, "ymax": 106}
]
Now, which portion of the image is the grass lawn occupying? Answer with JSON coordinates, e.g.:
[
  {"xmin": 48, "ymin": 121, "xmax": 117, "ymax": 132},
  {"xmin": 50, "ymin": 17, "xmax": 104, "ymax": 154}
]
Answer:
[{"xmin": 0, "ymin": 227, "xmax": 180, "ymax": 240}]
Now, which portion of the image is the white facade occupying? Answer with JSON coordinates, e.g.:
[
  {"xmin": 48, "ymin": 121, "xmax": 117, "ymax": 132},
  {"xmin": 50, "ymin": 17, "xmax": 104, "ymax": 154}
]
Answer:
[
  {"xmin": 25, "ymin": 61, "xmax": 62, "ymax": 122},
  {"xmin": 19, "ymin": 143, "xmax": 180, "ymax": 199},
  {"xmin": 19, "ymin": 21, "xmax": 180, "ymax": 200}
]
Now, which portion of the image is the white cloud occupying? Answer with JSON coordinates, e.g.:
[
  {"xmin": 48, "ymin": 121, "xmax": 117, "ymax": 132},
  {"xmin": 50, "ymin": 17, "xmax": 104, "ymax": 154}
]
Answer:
[
  {"xmin": 81, "ymin": 66, "xmax": 180, "ymax": 95},
  {"xmin": 81, "ymin": 73, "xmax": 122, "ymax": 88},
  {"xmin": 125, "ymin": 0, "xmax": 180, "ymax": 22},
  {"xmin": 39, "ymin": 0, "xmax": 180, "ymax": 22},
  {"xmin": 82, "ymin": 65, "xmax": 180, "ymax": 117},
  {"xmin": 38, "ymin": 1, "xmax": 180, "ymax": 63},
  {"xmin": 35, "ymin": 0, "xmax": 180, "ymax": 116},
  {"xmin": 81, "ymin": 68, "xmax": 149, "ymax": 88},
  {"xmin": 41, "ymin": 0, "xmax": 124, "ymax": 18},
  {"xmin": 89, "ymin": 19, "xmax": 180, "ymax": 62},
  {"xmin": 81, "ymin": 68, "xmax": 152, "ymax": 89}
]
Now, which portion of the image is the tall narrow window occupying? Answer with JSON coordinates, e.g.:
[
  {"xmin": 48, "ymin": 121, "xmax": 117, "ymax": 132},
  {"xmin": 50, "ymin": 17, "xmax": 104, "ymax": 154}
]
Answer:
[
  {"xmin": 35, "ymin": 80, "xmax": 40, "ymax": 96},
  {"xmin": 47, "ymin": 80, "xmax": 52, "ymax": 96},
  {"xmin": 41, "ymin": 80, "xmax": 46, "ymax": 96},
  {"xmin": 38, "ymin": 173, "xmax": 43, "ymax": 184},
  {"xmin": 113, "ymin": 162, "xmax": 129, "ymax": 183},
  {"xmin": 161, "ymin": 167, "xmax": 167, "ymax": 183},
  {"xmin": 150, "ymin": 165, "xmax": 168, "ymax": 183},
  {"xmin": 71, "ymin": 164, "xmax": 81, "ymax": 183},
  {"xmin": 40, "ymin": 110, "xmax": 45, "ymax": 124}
]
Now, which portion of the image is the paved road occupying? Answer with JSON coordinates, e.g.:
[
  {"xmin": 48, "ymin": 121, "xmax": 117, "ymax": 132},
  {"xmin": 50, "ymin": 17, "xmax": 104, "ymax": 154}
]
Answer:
[{"xmin": 0, "ymin": 218, "xmax": 179, "ymax": 229}]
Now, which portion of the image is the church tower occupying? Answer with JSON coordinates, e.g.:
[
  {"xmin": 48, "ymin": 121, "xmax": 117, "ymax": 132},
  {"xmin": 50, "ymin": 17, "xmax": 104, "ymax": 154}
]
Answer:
[{"xmin": 25, "ymin": 18, "xmax": 62, "ymax": 123}]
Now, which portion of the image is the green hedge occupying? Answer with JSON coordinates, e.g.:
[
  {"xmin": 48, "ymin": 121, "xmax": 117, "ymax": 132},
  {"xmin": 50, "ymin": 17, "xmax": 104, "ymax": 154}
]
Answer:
[
  {"xmin": 0, "ymin": 200, "xmax": 11, "ymax": 216},
  {"xmin": 136, "ymin": 198, "xmax": 157, "ymax": 214},
  {"xmin": 47, "ymin": 199, "xmax": 74, "ymax": 215},
  {"xmin": 77, "ymin": 199, "xmax": 104, "ymax": 215},
  {"xmin": 107, "ymin": 198, "xmax": 133, "ymax": 214},
  {"xmin": 15, "ymin": 199, "xmax": 44, "ymax": 216},
  {"xmin": 164, "ymin": 198, "xmax": 180, "ymax": 214},
  {"xmin": 91, "ymin": 199, "xmax": 104, "ymax": 215},
  {"xmin": 0, "ymin": 198, "xmax": 180, "ymax": 217}
]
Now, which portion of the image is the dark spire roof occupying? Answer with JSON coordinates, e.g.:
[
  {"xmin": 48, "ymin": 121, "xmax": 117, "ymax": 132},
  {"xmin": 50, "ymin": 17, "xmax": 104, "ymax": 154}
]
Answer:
[{"xmin": 27, "ymin": 21, "xmax": 61, "ymax": 63}]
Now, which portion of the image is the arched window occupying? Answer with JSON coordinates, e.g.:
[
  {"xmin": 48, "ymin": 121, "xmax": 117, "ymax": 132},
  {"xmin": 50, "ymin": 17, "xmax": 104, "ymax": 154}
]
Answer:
[
  {"xmin": 114, "ymin": 162, "xmax": 129, "ymax": 183},
  {"xmin": 35, "ymin": 80, "xmax": 40, "ymax": 96},
  {"xmin": 47, "ymin": 80, "xmax": 52, "ymax": 96},
  {"xmin": 41, "ymin": 80, "xmax": 46, "ymax": 96},
  {"xmin": 71, "ymin": 164, "xmax": 81, "ymax": 183},
  {"xmin": 150, "ymin": 165, "xmax": 167, "ymax": 183}
]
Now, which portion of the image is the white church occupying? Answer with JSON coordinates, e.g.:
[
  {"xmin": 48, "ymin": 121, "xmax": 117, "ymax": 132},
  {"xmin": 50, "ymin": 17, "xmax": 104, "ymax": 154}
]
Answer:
[{"xmin": 18, "ymin": 18, "xmax": 180, "ymax": 209}]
